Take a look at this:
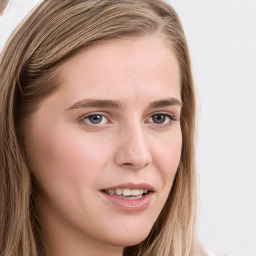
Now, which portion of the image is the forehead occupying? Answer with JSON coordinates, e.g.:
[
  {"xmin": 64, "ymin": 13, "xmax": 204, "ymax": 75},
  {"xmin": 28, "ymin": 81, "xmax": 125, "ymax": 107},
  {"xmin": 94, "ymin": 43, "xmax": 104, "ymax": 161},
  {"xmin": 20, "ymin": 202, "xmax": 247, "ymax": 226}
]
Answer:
[{"xmin": 54, "ymin": 35, "xmax": 181, "ymax": 103}]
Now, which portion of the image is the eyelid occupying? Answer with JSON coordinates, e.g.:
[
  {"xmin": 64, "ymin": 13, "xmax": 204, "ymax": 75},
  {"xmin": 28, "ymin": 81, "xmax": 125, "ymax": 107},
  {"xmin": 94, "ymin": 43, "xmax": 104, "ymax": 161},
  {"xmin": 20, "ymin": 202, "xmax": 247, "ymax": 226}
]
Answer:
[
  {"xmin": 77, "ymin": 110, "xmax": 179, "ymax": 128},
  {"xmin": 78, "ymin": 112, "xmax": 111, "ymax": 125},
  {"xmin": 148, "ymin": 111, "xmax": 176, "ymax": 120},
  {"xmin": 147, "ymin": 111, "xmax": 177, "ymax": 127}
]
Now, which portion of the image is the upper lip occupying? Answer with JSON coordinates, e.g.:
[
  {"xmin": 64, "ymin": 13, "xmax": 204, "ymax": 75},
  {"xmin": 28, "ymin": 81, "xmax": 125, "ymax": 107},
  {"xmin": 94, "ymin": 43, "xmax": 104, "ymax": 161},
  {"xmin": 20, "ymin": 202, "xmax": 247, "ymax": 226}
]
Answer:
[{"xmin": 100, "ymin": 182, "xmax": 155, "ymax": 192}]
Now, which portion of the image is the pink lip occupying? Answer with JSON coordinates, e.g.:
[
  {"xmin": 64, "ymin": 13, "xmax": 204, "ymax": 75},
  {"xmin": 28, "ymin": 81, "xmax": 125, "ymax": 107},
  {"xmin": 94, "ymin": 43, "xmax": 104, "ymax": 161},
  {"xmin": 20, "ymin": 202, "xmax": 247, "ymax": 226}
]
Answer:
[
  {"xmin": 99, "ymin": 182, "xmax": 155, "ymax": 211},
  {"xmin": 100, "ymin": 192, "xmax": 154, "ymax": 211}
]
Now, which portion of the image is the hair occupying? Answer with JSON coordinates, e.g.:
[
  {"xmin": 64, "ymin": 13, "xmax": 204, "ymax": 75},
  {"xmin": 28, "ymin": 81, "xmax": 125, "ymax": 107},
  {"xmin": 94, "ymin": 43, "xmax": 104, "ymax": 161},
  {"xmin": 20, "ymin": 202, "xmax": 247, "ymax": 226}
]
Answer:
[
  {"xmin": 0, "ymin": 0, "xmax": 9, "ymax": 15},
  {"xmin": 0, "ymin": 0, "xmax": 207, "ymax": 255}
]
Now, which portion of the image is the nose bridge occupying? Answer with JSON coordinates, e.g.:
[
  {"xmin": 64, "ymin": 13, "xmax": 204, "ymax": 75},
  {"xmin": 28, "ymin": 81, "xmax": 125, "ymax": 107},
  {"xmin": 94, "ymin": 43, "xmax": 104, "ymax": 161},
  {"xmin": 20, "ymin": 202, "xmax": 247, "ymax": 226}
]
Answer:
[{"xmin": 114, "ymin": 119, "xmax": 152, "ymax": 169}]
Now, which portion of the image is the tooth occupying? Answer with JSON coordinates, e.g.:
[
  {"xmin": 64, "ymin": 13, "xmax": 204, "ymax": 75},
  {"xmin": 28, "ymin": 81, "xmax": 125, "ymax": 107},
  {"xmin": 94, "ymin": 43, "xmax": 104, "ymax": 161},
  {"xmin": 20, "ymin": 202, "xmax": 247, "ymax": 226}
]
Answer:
[
  {"xmin": 109, "ymin": 189, "xmax": 115, "ymax": 195},
  {"xmin": 111, "ymin": 188, "xmax": 148, "ymax": 197},
  {"xmin": 131, "ymin": 189, "xmax": 140, "ymax": 196},
  {"xmin": 116, "ymin": 188, "xmax": 122, "ymax": 196},
  {"xmin": 123, "ymin": 188, "xmax": 131, "ymax": 196}
]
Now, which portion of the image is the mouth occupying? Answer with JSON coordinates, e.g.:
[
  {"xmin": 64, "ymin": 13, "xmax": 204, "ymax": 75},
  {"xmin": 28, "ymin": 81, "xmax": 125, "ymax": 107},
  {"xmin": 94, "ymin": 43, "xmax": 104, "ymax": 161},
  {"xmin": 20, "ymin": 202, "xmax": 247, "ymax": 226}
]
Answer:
[
  {"xmin": 100, "ymin": 183, "xmax": 155, "ymax": 211},
  {"xmin": 101, "ymin": 188, "xmax": 151, "ymax": 199}
]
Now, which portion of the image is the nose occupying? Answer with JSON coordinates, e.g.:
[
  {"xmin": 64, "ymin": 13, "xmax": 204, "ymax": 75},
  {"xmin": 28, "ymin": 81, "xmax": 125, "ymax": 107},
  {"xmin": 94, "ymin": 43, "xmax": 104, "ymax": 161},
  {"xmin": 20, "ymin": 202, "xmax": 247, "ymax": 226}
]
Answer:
[{"xmin": 114, "ymin": 123, "xmax": 152, "ymax": 170}]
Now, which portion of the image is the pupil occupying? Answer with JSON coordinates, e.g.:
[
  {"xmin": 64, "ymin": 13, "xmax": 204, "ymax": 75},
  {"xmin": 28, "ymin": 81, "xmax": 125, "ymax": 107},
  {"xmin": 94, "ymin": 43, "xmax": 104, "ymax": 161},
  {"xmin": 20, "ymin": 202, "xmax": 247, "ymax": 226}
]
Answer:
[
  {"xmin": 89, "ymin": 115, "xmax": 102, "ymax": 124},
  {"xmin": 152, "ymin": 115, "xmax": 166, "ymax": 124}
]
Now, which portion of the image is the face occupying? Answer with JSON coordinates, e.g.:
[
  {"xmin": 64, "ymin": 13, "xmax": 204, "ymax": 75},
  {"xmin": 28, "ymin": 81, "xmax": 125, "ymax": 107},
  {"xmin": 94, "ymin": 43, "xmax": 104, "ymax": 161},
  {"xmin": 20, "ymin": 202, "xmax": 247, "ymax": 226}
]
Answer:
[{"xmin": 24, "ymin": 36, "xmax": 182, "ymax": 254}]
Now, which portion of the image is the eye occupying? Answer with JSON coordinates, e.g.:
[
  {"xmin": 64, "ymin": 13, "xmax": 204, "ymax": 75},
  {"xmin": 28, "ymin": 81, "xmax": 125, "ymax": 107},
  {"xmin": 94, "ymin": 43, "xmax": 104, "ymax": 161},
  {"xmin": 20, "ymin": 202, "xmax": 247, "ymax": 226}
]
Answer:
[
  {"xmin": 83, "ymin": 114, "xmax": 108, "ymax": 125},
  {"xmin": 148, "ymin": 113, "xmax": 175, "ymax": 125}
]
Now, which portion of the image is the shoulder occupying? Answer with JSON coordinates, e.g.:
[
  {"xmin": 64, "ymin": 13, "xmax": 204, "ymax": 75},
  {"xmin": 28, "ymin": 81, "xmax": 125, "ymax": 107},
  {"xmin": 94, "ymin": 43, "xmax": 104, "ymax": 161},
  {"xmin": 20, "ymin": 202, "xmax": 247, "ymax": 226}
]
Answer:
[{"xmin": 206, "ymin": 249, "xmax": 228, "ymax": 256}]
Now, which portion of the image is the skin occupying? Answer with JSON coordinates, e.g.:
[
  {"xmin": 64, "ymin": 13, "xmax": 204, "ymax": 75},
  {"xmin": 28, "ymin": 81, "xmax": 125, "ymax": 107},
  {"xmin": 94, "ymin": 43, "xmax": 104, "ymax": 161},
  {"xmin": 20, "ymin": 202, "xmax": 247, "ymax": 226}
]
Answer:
[{"xmin": 24, "ymin": 36, "xmax": 182, "ymax": 256}]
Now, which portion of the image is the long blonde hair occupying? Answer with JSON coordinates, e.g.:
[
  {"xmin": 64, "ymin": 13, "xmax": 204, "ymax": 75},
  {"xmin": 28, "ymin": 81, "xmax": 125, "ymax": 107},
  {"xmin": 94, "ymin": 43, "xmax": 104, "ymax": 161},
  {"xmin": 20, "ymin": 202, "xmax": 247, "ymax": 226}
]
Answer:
[
  {"xmin": 0, "ymin": 0, "xmax": 9, "ymax": 15},
  {"xmin": 0, "ymin": 1, "xmax": 206, "ymax": 255}
]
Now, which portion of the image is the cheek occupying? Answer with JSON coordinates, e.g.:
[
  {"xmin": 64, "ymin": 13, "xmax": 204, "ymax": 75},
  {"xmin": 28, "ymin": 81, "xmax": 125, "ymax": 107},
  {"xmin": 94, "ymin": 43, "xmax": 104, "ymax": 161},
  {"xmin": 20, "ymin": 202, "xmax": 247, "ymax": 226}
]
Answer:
[
  {"xmin": 153, "ymin": 128, "xmax": 182, "ymax": 180},
  {"xmin": 25, "ymin": 123, "xmax": 111, "ymax": 194},
  {"xmin": 146, "ymin": 128, "xmax": 182, "ymax": 225}
]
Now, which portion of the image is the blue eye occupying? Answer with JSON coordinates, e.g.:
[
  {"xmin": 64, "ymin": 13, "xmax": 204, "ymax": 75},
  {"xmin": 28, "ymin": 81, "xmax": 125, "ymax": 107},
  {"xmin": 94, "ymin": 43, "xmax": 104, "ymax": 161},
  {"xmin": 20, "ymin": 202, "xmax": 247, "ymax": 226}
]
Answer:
[
  {"xmin": 149, "ymin": 114, "xmax": 174, "ymax": 124},
  {"xmin": 84, "ymin": 114, "xmax": 108, "ymax": 125}
]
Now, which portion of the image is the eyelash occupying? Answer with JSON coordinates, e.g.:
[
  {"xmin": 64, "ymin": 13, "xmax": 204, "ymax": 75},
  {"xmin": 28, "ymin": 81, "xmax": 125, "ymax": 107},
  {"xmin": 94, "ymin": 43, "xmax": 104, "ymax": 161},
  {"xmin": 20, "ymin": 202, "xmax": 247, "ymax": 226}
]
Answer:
[
  {"xmin": 80, "ymin": 113, "xmax": 109, "ymax": 126},
  {"xmin": 79, "ymin": 112, "xmax": 176, "ymax": 127},
  {"xmin": 148, "ymin": 113, "xmax": 176, "ymax": 127}
]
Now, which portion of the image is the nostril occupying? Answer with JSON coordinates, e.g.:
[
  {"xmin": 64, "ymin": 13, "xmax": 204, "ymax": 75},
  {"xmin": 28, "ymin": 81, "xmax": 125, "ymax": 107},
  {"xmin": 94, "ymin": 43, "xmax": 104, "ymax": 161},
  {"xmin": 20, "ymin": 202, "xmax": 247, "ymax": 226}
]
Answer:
[
  {"xmin": 114, "ymin": 132, "xmax": 152, "ymax": 169},
  {"xmin": 122, "ymin": 162, "xmax": 149, "ymax": 170}
]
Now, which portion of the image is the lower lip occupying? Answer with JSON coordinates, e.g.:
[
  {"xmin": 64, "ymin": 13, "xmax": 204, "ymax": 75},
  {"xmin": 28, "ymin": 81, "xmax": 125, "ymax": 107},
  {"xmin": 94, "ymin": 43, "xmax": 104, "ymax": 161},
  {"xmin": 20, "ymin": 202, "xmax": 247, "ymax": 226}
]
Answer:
[{"xmin": 100, "ymin": 192, "xmax": 153, "ymax": 211}]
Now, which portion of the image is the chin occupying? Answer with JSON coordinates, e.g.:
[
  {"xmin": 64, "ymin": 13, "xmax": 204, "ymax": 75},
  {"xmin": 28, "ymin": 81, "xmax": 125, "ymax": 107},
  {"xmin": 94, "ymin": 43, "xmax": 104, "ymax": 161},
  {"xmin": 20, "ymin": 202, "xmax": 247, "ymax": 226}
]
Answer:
[
  {"xmin": 101, "ymin": 225, "xmax": 152, "ymax": 248},
  {"xmin": 106, "ymin": 236, "xmax": 146, "ymax": 248}
]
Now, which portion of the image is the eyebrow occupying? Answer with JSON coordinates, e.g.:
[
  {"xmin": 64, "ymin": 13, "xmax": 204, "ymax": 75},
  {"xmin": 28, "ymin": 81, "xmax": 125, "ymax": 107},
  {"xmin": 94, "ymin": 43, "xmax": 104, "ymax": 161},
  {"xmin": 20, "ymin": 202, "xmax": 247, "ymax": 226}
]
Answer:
[
  {"xmin": 149, "ymin": 97, "xmax": 183, "ymax": 108},
  {"xmin": 66, "ymin": 97, "xmax": 183, "ymax": 111},
  {"xmin": 66, "ymin": 99, "xmax": 123, "ymax": 110}
]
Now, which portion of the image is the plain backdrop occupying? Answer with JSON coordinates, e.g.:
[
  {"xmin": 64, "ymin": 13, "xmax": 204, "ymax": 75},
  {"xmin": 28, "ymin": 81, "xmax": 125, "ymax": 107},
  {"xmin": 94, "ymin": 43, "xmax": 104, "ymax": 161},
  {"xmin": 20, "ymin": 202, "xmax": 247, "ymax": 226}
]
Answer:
[
  {"xmin": 0, "ymin": 1, "xmax": 255, "ymax": 256},
  {"xmin": 169, "ymin": 2, "xmax": 256, "ymax": 256}
]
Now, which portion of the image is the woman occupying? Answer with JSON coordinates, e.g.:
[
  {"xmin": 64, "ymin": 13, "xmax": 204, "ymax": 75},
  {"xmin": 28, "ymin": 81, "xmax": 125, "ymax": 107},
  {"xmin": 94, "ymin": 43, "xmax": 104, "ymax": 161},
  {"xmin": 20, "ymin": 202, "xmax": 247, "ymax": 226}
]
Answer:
[{"xmin": 0, "ymin": 1, "xmax": 223, "ymax": 255}]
